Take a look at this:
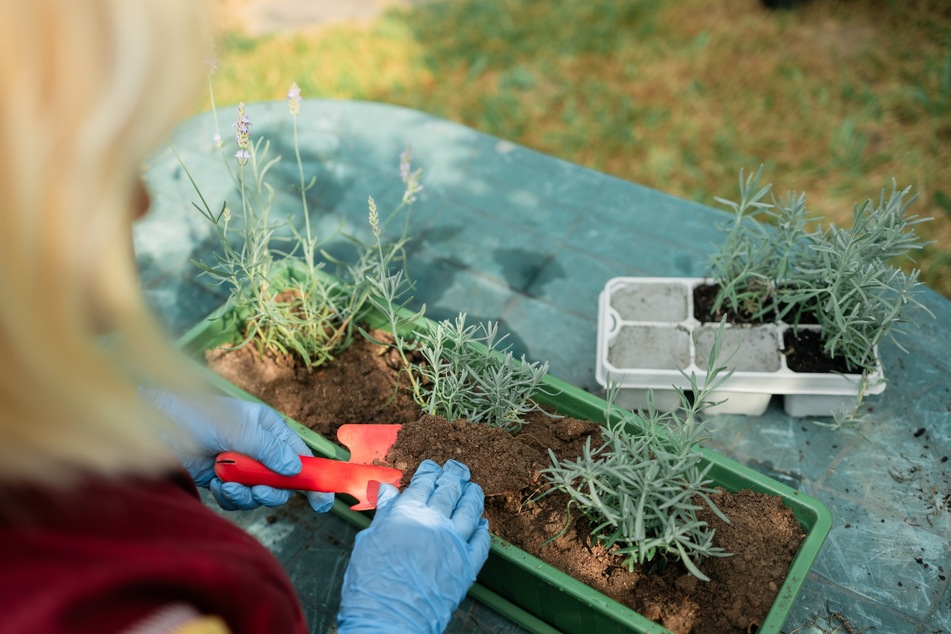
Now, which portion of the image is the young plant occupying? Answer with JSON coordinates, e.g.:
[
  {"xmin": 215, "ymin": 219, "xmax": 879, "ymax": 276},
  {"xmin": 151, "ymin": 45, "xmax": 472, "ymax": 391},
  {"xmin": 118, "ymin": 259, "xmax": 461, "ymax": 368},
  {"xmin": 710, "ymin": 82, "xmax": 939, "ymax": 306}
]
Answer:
[
  {"xmin": 185, "ymin": 62, "xmax": 558, "ymax": 436},
  {"xmin": 776, "ymin": 182, "xmax": 933, "ymax": 371},
  {"xmin": 185, "ymin": 69, "xmax": 549, "ymax": 433},
  {"xmin": 537, "ymin": 325, "xmax": 734, "ymax": 581},
  {"xmin": 708, "ymin": 165, "xmax": 776, "ymax": 318},
  {"xmin": 356, "ymin": 175, "xmax": 428, "ymax": 403},
  {"xmin": 710, "ymin": 168, "xmax": 933, "ymax": 373},
  {"xmin": 182, "ymin": 85, "xmax": 344, "ymax": 367},
  {"xmin": 410, "ymin": 314, "xmax": 550, "ymax": 432},
  {"xmin": 709, "ymin": 166, "xmax": 819, "ymax": 320},
  {"xmin": 182, "ymin": 73, "xmax": 420, "ymax": 370}
]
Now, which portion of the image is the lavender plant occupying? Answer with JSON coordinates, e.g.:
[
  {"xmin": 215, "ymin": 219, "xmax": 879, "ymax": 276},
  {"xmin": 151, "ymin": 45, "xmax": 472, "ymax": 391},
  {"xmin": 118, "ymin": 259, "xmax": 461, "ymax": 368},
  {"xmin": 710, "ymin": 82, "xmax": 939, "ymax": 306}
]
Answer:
[
  {"xmin": 411, "ymin": 314, "xmax": 549, "ymax": 432},
  {"xmin": 183, "ymin": 77, "xmax": 419, "ymax": 369},
  {"xmin": 710, "ymin": 168, "xmax": 933, "ymax": 374},
  {"xmin": 776, "ymin": 183, "xmax": 933, "ymax": 371},
  {"xmin": 186, "ymin": 65, "xmax": 549, "ymax": 431},
  {"xmin": 708, "ymin": 166, "xmax": 774, "ymax": 318},
  {"xmin": 709, "ymin": 166, "xmax": 820, "ymax": 320},
  {"xmin": 538, "ymin": 326, "xmax": 733, "ymax": 581},
  {"xmin": 356, "ymin": 236, "xmax": 552, "ymax": 431},
  {"xmin": 185, "ymin": 94, "xmax": 339, "ymax": 367},
  {"xmin": 355, "ymin": 184, "xmax": 427, "ymax": 403}
]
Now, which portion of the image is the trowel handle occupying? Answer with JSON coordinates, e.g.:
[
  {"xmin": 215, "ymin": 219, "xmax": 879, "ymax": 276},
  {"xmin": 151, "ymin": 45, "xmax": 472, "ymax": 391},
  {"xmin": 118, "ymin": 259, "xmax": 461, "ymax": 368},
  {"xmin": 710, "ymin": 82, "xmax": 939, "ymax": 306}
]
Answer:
[
  {"xmin": 213, "ymin": 452, "xmax": 402, "ymax": 511},
  {"xmin": 213, "ymin": 452, "xmax": 326, "ymax": 490}
]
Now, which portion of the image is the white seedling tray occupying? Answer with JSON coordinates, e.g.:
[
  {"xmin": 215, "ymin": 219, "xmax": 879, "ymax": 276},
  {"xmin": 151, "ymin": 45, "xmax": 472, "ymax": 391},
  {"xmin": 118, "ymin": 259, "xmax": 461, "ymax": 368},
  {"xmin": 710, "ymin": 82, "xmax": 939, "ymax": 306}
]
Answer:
[{"xmin": 595, "ymin": 277, "xmax": 885, "ymax": 417}]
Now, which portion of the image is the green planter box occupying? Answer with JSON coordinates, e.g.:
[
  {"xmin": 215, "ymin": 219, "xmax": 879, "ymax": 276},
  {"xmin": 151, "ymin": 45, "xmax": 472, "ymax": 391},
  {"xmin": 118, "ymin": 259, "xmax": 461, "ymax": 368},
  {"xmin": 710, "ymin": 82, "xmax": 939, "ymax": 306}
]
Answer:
[{"xmin": 176, "ymin": 293, "xmax": 832, "ymax": 634}]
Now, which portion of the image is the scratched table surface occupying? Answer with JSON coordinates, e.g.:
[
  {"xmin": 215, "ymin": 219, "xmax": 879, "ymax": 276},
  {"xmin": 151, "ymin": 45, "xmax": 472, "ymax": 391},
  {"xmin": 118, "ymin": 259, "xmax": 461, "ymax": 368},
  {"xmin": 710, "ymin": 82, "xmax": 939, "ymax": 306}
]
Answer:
[{"xmin": 137, "ymin": 100, "xmax": 950, "ymax": 634}]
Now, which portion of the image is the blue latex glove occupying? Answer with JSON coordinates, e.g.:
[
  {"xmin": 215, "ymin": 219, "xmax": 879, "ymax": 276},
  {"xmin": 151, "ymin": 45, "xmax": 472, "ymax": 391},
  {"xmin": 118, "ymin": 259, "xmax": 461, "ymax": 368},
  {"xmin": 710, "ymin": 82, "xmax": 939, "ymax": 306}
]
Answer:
[
  {"xmin": 141, "ymin": 388, "xmax": 333, "ymax": 513},
  {"xmin": 337, "ymin": 459, "xmax": 491, "ymax": 634}
]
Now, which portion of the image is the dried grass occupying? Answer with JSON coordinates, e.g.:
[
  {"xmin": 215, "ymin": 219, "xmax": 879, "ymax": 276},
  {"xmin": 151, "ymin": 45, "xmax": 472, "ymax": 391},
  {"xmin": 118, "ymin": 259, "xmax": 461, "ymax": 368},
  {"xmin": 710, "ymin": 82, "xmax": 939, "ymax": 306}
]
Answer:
[{"xmin": 209, "ymin": 0, "xmax": 951, "ymax": 295}]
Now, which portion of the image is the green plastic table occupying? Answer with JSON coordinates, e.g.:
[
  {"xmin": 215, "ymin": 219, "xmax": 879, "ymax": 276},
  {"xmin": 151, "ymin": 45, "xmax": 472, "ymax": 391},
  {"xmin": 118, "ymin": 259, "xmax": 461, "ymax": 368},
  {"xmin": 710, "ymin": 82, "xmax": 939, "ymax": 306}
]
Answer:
[{"xmin": 138, "ymin": 100, "xmax": 951, "ymax": 633}]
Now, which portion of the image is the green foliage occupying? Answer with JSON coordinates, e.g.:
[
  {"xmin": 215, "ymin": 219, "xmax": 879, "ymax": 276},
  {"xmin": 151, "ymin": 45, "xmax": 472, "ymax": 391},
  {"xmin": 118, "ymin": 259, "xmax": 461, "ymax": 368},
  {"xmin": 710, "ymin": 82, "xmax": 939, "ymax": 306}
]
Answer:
[
  {"xmin": 710, "ymin": 167, "xmax": 933, "ymax": 373},
  {"xmin": 182, "ymin": 81, "xmax": 417, "ymax": 370},
  {"xmin": 779, "ymin": 182, "xmax": 934, "ymax": 371},
  {"xmin": 709, "ymin": 165, "xmax": 805, "ymax": 319},
  {"xmin": 411, "ymin": 314, "xmax": 549, "ymax": 432},
  {"xmin": 210, "ymin": 1, "xmax": 951, "ymax": 297},
  {"xmin": 410, "ymin": 0, "xmax": 650, "ymax": 68},
  {"xmin": 185, "ymin": 75, "xmax": 549, "ymax": 431},
  {"xmin": 830, "ymin": 117, "xmax": 869, "ymax": 173},
  {"xmin": 538, "ymin": 325, "xmax": 734, "ymax": 581},
  {"xmin": 356, "ymin": 194, "xmax": 428, "ymax": 404},
  {"xmin": 911, "ymin": 52, "xmax": 951, "ymax": 117},
  {"xmin": 182, "ymin": 130, "xmax": 344, "ymax": 367}
]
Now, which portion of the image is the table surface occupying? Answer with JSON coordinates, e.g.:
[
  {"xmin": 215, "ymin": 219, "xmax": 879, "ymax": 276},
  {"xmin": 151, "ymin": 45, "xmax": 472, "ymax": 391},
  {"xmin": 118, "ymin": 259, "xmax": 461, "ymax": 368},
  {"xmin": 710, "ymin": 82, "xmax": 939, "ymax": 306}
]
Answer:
[{"xmin": 138, "ymin": 99, "xmax": 951, "ymax": 634}]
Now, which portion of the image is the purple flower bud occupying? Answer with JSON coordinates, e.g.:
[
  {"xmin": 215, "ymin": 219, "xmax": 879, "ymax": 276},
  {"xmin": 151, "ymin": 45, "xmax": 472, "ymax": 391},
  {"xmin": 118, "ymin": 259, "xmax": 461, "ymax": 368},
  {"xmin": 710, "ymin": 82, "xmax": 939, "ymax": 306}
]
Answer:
[
  {"xmin": 233, "ymin": 103, "xmax": 252, "ymax": 150},
  {"xmin": 287, "ymin": 82, "xmax": 302, "ymax": 116},
  {"xmin": 399, "ymin": 148, "xmax": 413, "ymax": 185}
]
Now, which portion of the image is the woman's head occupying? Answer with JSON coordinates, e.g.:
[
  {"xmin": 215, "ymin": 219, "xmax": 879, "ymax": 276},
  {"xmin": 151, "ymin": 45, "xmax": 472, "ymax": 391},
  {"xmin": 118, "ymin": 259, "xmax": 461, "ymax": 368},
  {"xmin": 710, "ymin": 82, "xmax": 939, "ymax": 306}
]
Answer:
[{"xmin": 0, "ymin": 0, "xmax": 210, "ymax": 484}]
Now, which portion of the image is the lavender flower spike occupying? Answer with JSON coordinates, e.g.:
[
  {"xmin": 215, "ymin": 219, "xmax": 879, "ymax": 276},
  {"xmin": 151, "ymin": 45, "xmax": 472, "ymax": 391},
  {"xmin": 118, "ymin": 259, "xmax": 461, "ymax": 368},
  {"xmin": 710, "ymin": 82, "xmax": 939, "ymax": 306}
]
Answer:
[
  {"xmin": 233, "ymin": 103, "xmax": 252, "ymax": 165},
  {"xmin": 399, "ymin": 148, "xmax": 413, "ymax": 185},
  {"xmin": 287, "ymin": 82, "xmax": 301, "ymax": 116},
  {"xmin": 399, "ymin": 147, "xmax": 423, "ymax": 204},
  {"xmin": 368, "ymin": 196, "xmax": 380, "ymax": 237}
]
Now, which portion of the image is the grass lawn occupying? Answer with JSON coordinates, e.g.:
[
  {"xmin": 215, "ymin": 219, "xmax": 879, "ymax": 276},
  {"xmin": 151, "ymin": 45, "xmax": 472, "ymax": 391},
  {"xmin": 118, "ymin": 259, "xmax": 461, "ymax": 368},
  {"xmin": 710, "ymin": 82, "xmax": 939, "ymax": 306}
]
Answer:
[{"xmin": 208, "ymin": 0, "xmax": 951, "ymax": 297}]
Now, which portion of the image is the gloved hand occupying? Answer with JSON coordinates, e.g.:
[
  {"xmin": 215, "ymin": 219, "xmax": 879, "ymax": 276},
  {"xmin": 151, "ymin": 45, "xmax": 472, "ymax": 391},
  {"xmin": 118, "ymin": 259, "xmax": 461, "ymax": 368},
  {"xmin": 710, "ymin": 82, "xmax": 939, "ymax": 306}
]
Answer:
[
  {"xmin": 140, "ymin": 388, "xmax": 333, "ymax": 513},
  {"xmin": 337, "ymin": 459, "xmax": 491, "ymax": 634}
]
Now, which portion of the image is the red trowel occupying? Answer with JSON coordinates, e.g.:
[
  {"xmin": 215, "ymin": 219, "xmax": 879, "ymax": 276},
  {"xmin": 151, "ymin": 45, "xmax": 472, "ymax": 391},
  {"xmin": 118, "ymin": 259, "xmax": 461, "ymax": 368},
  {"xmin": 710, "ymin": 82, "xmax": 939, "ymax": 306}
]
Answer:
[{"xmin": 214, "ymin": 424, "xmax": 403, "ymax": 511}]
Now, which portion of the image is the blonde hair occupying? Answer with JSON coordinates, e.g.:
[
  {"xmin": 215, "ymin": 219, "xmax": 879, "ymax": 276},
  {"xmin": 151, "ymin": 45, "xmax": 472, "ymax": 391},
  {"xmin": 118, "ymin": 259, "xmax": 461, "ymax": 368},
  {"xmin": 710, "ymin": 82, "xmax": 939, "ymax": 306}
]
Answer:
[{"xmin": 0, "ymin": 0, "xmax": 211, "ymax": 485}]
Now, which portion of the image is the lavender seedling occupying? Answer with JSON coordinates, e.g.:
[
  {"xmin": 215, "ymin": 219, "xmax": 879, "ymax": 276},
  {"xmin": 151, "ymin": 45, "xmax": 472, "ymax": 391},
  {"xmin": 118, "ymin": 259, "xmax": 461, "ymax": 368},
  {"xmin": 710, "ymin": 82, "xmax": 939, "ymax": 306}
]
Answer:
[
  {"xmin": 710, "ymin": 169, "xmax": 933, "ymax": 375},
  {"xmin": 185, "ymin": 94, "xmax": 344, "ymax": 368},
  {"xmin": 538, "ymin": 325, "xmax": 734, "ymax": 581},
  {"xmin": 708, "ymin": 165, "xmax": 777, "ymax": 318},
  {"xmin": 184, "ymin": 71, "xmax": 549, "ymax": 433},
  {"xmin": 355, "ymin": 191, "xmax": 427, "ymax": 403},
  {"xmin": 709, "ymin": 166, "xmax": 820, "ymax": 320},
  {"xmin": 411, "ymin": 314, "xmax": 549, "ymax": 432},
  {"xmin": 776, "ymin": 182, "xmax": 933, "ymax": 372},
  {"xmin": 182, "ymin": 80, "xmax": 424, "ymax": 369}
]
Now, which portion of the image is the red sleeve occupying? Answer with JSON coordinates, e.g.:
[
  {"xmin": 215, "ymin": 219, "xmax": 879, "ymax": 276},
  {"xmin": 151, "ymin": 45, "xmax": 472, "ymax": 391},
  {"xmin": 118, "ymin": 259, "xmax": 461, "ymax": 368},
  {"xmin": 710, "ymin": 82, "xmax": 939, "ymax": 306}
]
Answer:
[{"xmin": 0, "ymin": 471, "xmax": 308, "ymax": 634}]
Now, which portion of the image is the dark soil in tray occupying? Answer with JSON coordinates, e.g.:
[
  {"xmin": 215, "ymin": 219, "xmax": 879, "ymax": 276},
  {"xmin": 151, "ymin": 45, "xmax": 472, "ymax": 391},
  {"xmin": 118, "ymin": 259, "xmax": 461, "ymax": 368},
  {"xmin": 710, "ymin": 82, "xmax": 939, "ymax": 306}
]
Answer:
[
  {"xmin": 783, "ymin": 328, "xmax": 854, "ymax": 374},
  {"xmin": 206, "ymin": 332, "xmax": 805, "ymax": 634},
  {"xmin": 692, "ymin": 283, "xmax": 777, "ymax": 324},
  {"xmin": 693, "ymin": 284, "xmax": 856, "ymax": 374}
]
